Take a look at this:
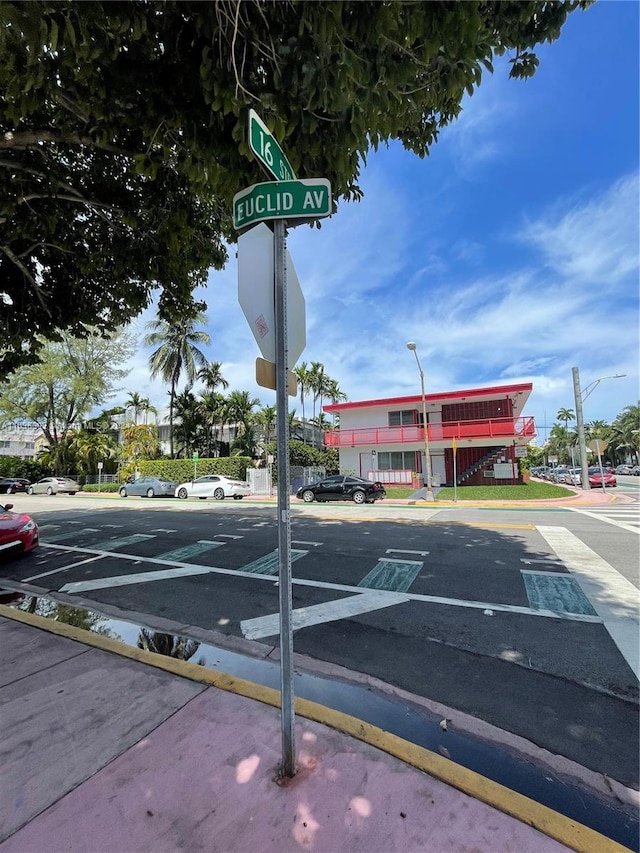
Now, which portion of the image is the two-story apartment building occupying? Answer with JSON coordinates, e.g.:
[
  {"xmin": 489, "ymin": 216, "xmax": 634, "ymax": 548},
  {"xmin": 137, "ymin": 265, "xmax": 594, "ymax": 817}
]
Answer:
[{"xmin": 323, "ymin": 382, "xmax": 536, "ymax": 487}]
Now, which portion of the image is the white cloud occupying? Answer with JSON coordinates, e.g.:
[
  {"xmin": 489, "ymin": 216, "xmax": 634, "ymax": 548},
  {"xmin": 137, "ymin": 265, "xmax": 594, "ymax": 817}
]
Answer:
[{"xmin": 519, "ymin": 173, "xmax": 640, "ymax": 286}]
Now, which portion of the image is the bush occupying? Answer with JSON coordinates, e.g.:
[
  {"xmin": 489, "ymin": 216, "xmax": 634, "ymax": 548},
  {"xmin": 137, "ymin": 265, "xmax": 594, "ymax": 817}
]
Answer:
[
  {"xmin": 81, "ymin": 483, "xmax": 120, "ymax": 493},
  {"xmin": 125, "ymin": 457, "xmax": 252, "ymax": 484}
]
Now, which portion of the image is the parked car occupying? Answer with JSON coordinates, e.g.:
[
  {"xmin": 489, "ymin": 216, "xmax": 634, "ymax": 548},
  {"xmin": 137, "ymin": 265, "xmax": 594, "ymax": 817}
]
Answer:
[
  {"xmin": 615, "ymin": 465, "xmax": 631, "ymax": 475},
  {"xmin": 0, "ymin": 478, "xmax": 31, "ymax": 495},
  {"xmin": 296, "ymin": 474, "xmax": 386, "ymax": 504},
  {"xmin": 175, "ymin": 474, "xmax": 251, "ymax": 501},
  {"xmin": 630, "ymin": 466, "xmax": 640, "ymax": 476},
  {"xmin": 564, "ymin": 468, "xmax": 582, "ymax": 486},
  {"xmin": 0, "ymin": 502, "xmax": 39, "ymax": 555},
  {"xmin": 530, "ymin": 467, "xmax": 549, "ymax": 479},
  {"xmin": 27, "ymin": 477, "xmax": 80, "ymax": 495},
  {"xmin": 548, "ymin": 467, "xmax": 569, "ymax": 483},
  {"xmin": 587, "ymin": 467, "xmax": 617, "ymax": 488},
  {"xmin": 119, "ymin": 476, "xmax": 177, "ymax": 498}
]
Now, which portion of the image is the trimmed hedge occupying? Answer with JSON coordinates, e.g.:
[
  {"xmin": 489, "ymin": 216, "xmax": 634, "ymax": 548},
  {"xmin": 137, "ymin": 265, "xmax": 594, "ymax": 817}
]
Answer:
[
  {"xmin": 81, "ymin": 483, "xmax": 120, "ymax": 493},
  {"xmin": 131, "ymin": 457, "xmax": 252, "ymax": 483}
]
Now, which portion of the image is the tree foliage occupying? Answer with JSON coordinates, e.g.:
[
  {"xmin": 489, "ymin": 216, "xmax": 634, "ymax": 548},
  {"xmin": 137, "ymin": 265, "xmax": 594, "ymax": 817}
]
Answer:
[
  {"xmin": 0, "ymin": 0, "xmax": 590, "ymax": 373},
  {"xmin": 0, "ymin": 329, "xmax": 133, "ymax": 469}
]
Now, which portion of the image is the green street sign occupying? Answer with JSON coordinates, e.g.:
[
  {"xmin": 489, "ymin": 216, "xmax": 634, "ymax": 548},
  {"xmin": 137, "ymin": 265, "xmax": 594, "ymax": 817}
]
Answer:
[
  {"xmin": 192, "ymin": 451, "xmax": 199, "ymax": 461},
  {"xmin": 249, "ymin": 109, "xmax": 295, "ymax": 182},
  {"xmin": 233, "ymin": 179, "xmax": 332, "ymax": 231}
]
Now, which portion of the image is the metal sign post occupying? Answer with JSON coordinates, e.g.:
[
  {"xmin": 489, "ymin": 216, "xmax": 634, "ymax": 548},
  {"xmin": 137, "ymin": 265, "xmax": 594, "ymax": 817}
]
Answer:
[
  {"xmin": 235, "ymin": 109, "xmax": 332, "ymax": 779},
  {"xmin": 274, "ymin": 218, "xmax": 296, "ymax": 777}
]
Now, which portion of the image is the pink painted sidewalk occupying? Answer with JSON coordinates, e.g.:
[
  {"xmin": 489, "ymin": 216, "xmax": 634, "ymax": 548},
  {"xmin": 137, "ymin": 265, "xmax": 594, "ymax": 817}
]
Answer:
[{"xmin": 0, "ymin": 616, "xmax": 580, "ymax": 853}]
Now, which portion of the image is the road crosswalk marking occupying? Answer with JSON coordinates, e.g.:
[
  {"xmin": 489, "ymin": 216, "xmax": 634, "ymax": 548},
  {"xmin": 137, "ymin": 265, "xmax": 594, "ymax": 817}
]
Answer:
[
  {"xmin": 60, "ymin": 565, "xmax": 220, "ymax": 593},
  {"xmin": 358, "ymin": 558, "xmax": 423, "ymax": 592},
  {"xmin": 521, "ymin": 571, "xmax": 598, "ymax": 616},
  {"xmin": 239, "ymin": 549, "xmax": 308, "ymax": 575},
  {"xmin": 85, "ymin": 534, "xmax": 156, "ymax": 551},
  {"xmin": 241, "ymin": 591, "xmax": 410, "ymax": 640},
  {"xmin": 41, "ymin": 528, "xmax": 100, "ymax": 542},
  {"xmin": 537, "ymin": 526, "xmax": 640, "ymax": 678},
  {"xmin": 154, "ymin": 541, "xmax": 225, "ymax": 562},
  {"xmin": 568, "ymin": 505, "xmax": 640, "ymax": 534}
]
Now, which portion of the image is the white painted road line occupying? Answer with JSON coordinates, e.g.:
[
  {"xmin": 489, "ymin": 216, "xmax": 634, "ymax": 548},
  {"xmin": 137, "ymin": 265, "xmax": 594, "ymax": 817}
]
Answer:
[
  {"xmin": 292, "ymin": 540, "xmax": 323, "ymax": 547},
  {"xmin": 39, "ymin": 543, "xmax": 603, "ymax": 623},
  {"xmin": 24, "ymin": 556, "xmax": 102, "ymax": 582},
  {"xmin": 60, "ymin": 565, "xmax": 221, "ymax": 593},
  {"xmin": 538, "ymin": 526, "xmax": 640, "ymax": 679},
  {"xmin": 241, "ymin": 591, "xmax": 410, "ymax": 640},
  {"xmin": 386, "ymin": 549, "xmax": 430, "ymax": 557},
  {"xmin": 567, "ymin": 507, "xmax": 640, "ymax": 534}
]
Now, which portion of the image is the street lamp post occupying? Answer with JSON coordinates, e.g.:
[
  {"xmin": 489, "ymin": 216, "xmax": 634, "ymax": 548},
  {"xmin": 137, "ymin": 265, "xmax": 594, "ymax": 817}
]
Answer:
[
  {"xmin": 406, "ymin": 342, "xmax": 434, "ymax": 502},
  {"xmin": 572, "ymin": 368, "xmax": 626, "ymax": 490}
]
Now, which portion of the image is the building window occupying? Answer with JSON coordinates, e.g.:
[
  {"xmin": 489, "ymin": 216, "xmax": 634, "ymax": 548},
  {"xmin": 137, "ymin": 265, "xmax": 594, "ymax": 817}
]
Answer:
[
  {"xmin": 388, "ymin": 409, "xmax": 419, "ymax": 427},
  {"xmin": 377, "ymin": 451, "xmax": 416, "ymax": 470},
  {"xmin": 0, "ymin": 441, "xmax": 10, "ymax": 448}
]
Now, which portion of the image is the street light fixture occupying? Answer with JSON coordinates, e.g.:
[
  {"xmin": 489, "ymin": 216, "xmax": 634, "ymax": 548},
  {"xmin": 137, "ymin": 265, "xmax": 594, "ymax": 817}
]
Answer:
[
  {"xmin": 406, "ymin": 342, "xmax": 434, "ymax": 502},
  {"xmin": 572, "ymin": 368, "xmax": 626, "ymax": 490}
]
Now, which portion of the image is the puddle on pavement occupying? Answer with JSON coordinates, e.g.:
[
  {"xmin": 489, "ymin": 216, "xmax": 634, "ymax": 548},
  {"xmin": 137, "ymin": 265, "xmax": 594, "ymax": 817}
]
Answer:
[{"xmin": 2, "ymin": 589, "xmax": 637, "ymax": 849}]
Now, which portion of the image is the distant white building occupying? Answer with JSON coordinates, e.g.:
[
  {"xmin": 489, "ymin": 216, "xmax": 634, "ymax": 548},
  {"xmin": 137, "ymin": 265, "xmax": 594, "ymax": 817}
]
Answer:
[{"xmin": 0, "ymin": 421, "xmax": 42, "ymax": 460}]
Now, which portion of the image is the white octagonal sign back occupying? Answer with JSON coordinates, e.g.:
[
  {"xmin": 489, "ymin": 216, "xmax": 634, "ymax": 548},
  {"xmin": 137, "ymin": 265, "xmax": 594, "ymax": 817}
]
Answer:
[{"xmin": 237, "ymin": 222, "xmax": 306, "ymax": 365}]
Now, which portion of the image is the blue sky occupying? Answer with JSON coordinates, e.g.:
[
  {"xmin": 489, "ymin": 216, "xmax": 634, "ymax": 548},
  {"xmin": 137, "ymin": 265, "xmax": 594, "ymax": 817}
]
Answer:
[{"xmin": 123, "ymin": 1, "xmax": 639, "ymax": 442}]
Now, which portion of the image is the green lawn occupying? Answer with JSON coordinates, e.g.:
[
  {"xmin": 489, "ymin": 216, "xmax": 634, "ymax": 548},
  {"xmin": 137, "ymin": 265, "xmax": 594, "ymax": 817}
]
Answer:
[
  {"xmin": 384, "ymin": 482, "xmax": 571, "ymax": 500},
  {"xmin": 434, "ymin": 482, "xmax": 571, "ymax": 500}
]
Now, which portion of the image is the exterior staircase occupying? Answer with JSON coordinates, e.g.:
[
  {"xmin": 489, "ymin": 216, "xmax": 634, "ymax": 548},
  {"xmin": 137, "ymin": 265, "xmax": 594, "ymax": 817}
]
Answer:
[{"xmin": 455, "ymin": 446, "xmax": 508, "ymax": 486}]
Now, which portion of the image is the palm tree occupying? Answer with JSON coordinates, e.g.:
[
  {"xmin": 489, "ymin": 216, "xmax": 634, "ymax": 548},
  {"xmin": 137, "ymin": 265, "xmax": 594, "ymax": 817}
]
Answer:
[
  {"xmin": 556, "ymin": 407, "xmax": 575, "ymax": 429},
  {"xmin": 121, "ymin": 423, "xmax": 160, "ymax": 461},
  {"xmin": 144, "ymin": 308, "xmax": 210, "ymax": 458},
  {"xmin": 555, "ymin": 408, "xmax": 575, "ymax": 465},
  {"xmin": 255, "ymin": 404, "xmax": 277, "ymax": 446},
  {"xmin": 225, "ymin": 390, "xmax": 260, "ymax": 454},
  {"xmin": 308, "ymin": 361, "xmax": 325, "ymax": 422},
  {"xmin": 71, "ymin": 430, "xmax": 117, "ymax": 476},
  {"xmin": 200, "ymin": 391, "xmax": 226, "ymax": 457},
  {"xmin": 198, "ymin": 361, "xmax": 229, "ymax": 394},
  {"xmin": 172, "ymin": 390, "xmax": 206, "ymax": 457},
  {"xmin": 294, "ymin": 362, "xmax": 310, "ymax": 442},
  {"xmin": 548, "ymin": 423, "xmax": 571, "ymax": 465},
  {"xmin": 125, "ymin": 391, "xmax": 144, "ymax": 425},
  {"xmin": 325, "ymin": 378, "xmax": 347, "ymax": 427},
  {"xmin": 611, "ymin": 403, "xmax": 640, "ymax": 465},
  {"xmin": 139, "ymin": 398, "xmax": 158, "ymax": 425}
]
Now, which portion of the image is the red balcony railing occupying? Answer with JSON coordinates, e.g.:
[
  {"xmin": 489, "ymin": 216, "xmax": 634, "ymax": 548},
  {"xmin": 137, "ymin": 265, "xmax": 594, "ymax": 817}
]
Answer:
[{"xmin": 324, "ymin": 417, "xmax": 536, "ymax": 447}]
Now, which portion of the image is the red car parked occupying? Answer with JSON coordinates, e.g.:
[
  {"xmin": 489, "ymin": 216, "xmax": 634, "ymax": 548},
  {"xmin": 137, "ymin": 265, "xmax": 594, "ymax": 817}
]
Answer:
[
  {"xmin": 587, "ymin": 467, "xmax": 617, "ymax": 488},
  {"xmin": 0, "ymin": 503, "xmax": 39, "ymax": 555}
]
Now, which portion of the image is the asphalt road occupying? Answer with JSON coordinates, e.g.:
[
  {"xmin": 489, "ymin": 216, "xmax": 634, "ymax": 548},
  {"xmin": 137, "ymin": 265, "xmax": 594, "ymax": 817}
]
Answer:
[{"xmin": 1, "ymin": 492, "xmax": 638, "ymax": 788}]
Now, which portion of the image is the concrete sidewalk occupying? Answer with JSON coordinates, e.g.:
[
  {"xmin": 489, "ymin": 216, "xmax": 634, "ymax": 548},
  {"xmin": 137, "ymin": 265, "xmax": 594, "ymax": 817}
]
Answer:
[{"xmin": 1, "ymin": 609, "xmax": 630, "ymax": 853}]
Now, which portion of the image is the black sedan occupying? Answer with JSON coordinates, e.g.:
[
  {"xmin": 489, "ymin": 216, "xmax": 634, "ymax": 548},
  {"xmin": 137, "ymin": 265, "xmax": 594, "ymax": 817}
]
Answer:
[
  {"xmin": 296, "ymin": 475, "xmax": 386, "ymax": 504},
  {"xmin": 0, "ymin": 478, "xmax": 31, "ymax": 495}
]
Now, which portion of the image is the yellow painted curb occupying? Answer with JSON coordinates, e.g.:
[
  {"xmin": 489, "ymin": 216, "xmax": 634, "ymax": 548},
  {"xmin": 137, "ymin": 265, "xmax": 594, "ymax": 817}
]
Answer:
[{"xmin": 0, "ymin": 604, "xmax": 632, "ymax": 853}]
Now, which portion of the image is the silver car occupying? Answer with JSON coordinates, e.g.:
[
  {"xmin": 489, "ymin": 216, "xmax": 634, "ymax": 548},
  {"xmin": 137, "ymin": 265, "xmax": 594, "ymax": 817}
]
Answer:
[
  {"xmin": 27, "ymin": 477, "xmax": 80, "ymax": 496},
  {"xmin": 119, "ymin": 476, "xmax": 177, "ymax": 498},
  {"xmin": 175, "ymin": 474, "xmax": 251, "ymax": 501},
  {"xmin": 564, "ymin": 468, "xmax": 582, "ymax": 486}
]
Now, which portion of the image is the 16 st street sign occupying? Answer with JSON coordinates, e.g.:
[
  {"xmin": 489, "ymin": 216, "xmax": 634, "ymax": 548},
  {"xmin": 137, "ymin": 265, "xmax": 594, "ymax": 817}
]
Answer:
[
  {"xmin": 233, "ymin": 178, "xmax": 331, "ymax": 231},
  {"xmin": 248, "ymin": 109, "xmax": 296, "ymax": 182}
]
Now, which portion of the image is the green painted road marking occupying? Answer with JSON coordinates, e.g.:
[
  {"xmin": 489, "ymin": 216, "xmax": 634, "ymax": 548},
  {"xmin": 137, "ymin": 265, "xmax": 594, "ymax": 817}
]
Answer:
[
  {"xmin": 475, "ymin": 508, "xmax": 569, "ymax": 512},
  {"xmin": 42, "ymin": 528, "xmax": 100, "ymax": 542},
  {"xmin": 155, "ymin": 541, "xmax": 225, "ymax": 562},
  {"xmin": 358, "ymin": 559, "xmax": 423, "ymax": 593},
  {"xmin": 522, "ymin": 572, "xmax": 597, "ymax": 616},
  {"xmin": 240, "ymin": 549, "xmax": 308, "ymax": 575},
  {"xmin": 89, "ymin": 534, "xmax": 156, "ymax": 551}
]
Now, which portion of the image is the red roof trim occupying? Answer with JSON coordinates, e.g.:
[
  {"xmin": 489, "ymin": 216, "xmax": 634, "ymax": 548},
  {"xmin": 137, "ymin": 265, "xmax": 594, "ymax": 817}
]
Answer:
[{"xmin": 324, "ymin": 382, "xmax": 533, "ymax": 412}]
